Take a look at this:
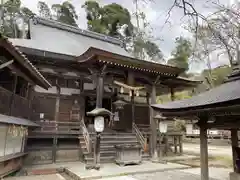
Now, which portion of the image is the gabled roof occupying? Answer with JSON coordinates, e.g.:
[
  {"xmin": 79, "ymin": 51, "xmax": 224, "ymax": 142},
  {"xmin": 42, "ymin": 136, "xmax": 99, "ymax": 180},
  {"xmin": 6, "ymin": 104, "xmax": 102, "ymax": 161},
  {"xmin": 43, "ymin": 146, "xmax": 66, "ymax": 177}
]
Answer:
[
  {"xmin": 9, "ymin": 17, "xmax": 132, "ymax": 58},
  {"xmin": 0, "ymin": 34, "xmax": 51, "ymax": 89},
  {"xmin": 9, "ymin": 17, "xmax": 185, "ymax": 76},
  {"xmin": 151, "ymin": 67, "xmax": 240, "ymax": 114}
]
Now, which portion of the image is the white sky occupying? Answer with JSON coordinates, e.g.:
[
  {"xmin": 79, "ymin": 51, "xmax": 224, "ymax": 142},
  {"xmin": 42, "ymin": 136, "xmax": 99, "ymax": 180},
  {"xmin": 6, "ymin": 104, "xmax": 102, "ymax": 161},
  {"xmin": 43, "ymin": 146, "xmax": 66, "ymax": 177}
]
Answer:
[{"xmin": 21, "ymin": 0, "xmax": 233, "ymax": 73}]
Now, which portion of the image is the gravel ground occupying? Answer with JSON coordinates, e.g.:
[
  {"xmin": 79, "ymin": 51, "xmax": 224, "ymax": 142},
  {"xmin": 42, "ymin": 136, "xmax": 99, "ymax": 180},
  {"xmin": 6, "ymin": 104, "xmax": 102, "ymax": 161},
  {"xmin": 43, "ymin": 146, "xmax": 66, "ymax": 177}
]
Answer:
[
  {"xmin": 96, "ymin": 169, "xmax": 226, "ymax": 180},
  {"xmin": 131, "ymin": 170, "xmax": 219, "ymax": 180}
]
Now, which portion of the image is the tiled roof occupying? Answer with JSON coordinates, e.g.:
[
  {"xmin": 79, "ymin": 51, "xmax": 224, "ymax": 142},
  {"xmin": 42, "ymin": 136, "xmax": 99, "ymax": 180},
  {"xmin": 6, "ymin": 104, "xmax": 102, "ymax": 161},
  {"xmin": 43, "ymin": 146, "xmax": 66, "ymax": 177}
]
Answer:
[
  {"xmin": 0, "ymin": 114, "xmax": 39, "ymax": 127},
  {"xmin": 0, "ymin": 34, "xmax": 51, "ymax": 89},
  {"xmin": 10, "ymin": 17, "xmax": 167, "ymax": 66},
  {"xmin": 152, "ymin": 68, "xmax": 240, "ymax": 111}
]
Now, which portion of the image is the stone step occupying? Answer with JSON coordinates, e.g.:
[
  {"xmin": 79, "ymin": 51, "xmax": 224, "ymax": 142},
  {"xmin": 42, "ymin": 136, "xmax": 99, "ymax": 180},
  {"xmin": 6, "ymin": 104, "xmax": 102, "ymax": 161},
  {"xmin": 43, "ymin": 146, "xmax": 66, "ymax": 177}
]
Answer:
[
  {"xmin": 79, "ymin": 136, "xmax": 137, "ymax": 141},
  {"xmin": 85, "ymin": 156, "xmax": 115, "ymax": 163},
  {"xmin": 84, "ymin": 151, "xmax": 116, "ymax": 157}
]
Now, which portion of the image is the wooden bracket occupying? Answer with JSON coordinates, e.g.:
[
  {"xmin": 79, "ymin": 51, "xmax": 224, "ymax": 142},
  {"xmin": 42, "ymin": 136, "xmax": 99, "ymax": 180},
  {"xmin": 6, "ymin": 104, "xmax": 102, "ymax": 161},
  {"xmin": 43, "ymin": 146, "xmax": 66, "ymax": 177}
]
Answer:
[
  {"xmin": 100, "ymin": 64, "xmax": 107, "ymax": 76},
  {"xmin": 154, "ymin": 75, "xmax": 161, "ymax": 85}
]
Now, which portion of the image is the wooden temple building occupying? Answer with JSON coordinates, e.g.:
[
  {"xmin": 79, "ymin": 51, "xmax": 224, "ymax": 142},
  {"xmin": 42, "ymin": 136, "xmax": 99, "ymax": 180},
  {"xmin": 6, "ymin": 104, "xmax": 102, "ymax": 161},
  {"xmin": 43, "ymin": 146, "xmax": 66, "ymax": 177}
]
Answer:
[
  {"xmin": 152, "ymin": 64, "xmax": 240, "ymax": 180},
  {"xmin": 0, "ymin": 33, "xmax": 51, "ymax": 177},
  {"xmin": 9, "ymin": 17, "xmax": 200, "ymax": 165}
]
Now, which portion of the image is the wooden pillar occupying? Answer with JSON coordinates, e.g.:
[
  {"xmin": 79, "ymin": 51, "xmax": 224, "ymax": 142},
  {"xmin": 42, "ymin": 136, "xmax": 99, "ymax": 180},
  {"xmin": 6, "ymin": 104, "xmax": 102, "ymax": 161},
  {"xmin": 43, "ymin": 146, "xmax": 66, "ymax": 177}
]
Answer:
[
  {"xmin": 199, "ymin": 120, "xmax": 209, "ymax": 180},
  {"xmin": 127, "ymin": 72, "xmax": 135, "ymax": 126},
  {"xmin": 55, "ymin": 86, "xmax": 61, "ymax": 122},
  {"xmin": 27, "ymin": 84, "xmax": 34, "ymax": 119},
  {"xmin": 96, "ymin": 75, "xmax": 103, "ymax": 108},
  {"xmin": 231, "ymin": 129, "xmax": 238, "ymax": 172},
  {"xmin": 174, "ymin": 137, "xmax": 177, "ymax": 153},
  {"xmin": 53, "ymin": 85, "xmax": 60, "ymax": 163},
  {"xmin": 94, "ymin": 74, "xmax": 104, "ymax": 167},
  {"xmin": 150, "ymin": 84, "xmax": 157, "ymax": 159},
  {"xmin": 170, "ymin": 87, "xmax": 175, "ymax": 101},
  {"xmin": 9, "ymin": 74, "xmax": 17, "ymax": 115},
  {"xmin": 179, "ymin": 135, "xmax": 183, "ymax": 154}
]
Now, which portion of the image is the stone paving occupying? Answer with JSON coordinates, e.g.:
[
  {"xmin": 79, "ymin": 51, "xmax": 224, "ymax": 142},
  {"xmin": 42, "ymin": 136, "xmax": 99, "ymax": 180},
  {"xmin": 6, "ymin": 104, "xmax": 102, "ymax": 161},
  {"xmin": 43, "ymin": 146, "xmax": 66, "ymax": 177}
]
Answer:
[
  {"xmin": 96, "ymin": 168, "xmax": 229, "ymax": 180},
  {"xmin": 94, "ymin": 167, "xmax": 231, "ymax": 180},
  {"xmin": 66, "ymin": 161, "xmax": 189, "ymax": 179},
  {"xmin": 4, "ymin": 174, "xmax": 65, "ymax": 180}
]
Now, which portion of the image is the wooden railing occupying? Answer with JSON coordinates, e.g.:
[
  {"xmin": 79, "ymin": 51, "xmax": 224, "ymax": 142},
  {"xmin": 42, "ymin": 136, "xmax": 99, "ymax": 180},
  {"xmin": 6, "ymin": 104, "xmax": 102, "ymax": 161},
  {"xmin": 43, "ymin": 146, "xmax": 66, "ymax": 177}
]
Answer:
[
  {"xmin": 0, "ymin": 86, "xmax": 29, "ymax": 118},
  {"xmin": 80, "ymin": 120, "xmax": 92, "ymax": 153},
  {"xmin": 133, "ymin": 123, "xmax": 146, "ymax": 150},
  {"xmin": 30, "ymin": 120, "xmax": 82, "ymax": 134}
]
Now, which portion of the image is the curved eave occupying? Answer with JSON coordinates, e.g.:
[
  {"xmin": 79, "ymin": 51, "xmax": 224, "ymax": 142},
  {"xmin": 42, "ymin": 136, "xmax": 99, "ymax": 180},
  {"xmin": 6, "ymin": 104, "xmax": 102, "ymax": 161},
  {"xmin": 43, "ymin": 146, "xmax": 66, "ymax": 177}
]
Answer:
[
  {"xmin": 77, "ymin": 47, "xmax": 185, "ymax": 77},
  {"xmin": 0, "ymin": 35, "xmax": 51, "ymax": 89},
  {"xmin": 162, "ymin": 77, "xmax": 202, "ymax": 89},
  {"xmin": 151, "ymin": 79, "xmax": 240, "ymax": 116},
  {"xmin": 151, "ymin": 100, "xmax": 240, "ymax": 117}
]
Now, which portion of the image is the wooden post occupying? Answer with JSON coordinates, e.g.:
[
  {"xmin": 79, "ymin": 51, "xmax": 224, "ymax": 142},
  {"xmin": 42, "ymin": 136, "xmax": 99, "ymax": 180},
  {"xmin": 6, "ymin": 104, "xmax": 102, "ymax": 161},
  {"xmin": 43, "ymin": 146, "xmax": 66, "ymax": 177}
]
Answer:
[
  {"xmin": 53, "ymin": 85, "xmax": 60, "ymax": 163},
  {"xmin": 127, "ymin": 72, "xmax": 135, "ymax": 126},
  {"xmin": 150, "ymin": 84, "xmax": 158, "ymax": 160},
  {"xmin": 131, "ymin": 90, "xmax": 135, "ymax": 124},
  {"xmin": 96, "ymin": 75, "xmax": 103, "ymax": 108},
  {"xmin": 179, "ymin": 135, "xmax": 183, "ymax": 154},
  {"xmin": 55, "ymin": 86, "xmax": 61, "ymax": 122},
  {"xmin": 231, "ymin": 129, "xmax": 238, "ymax": 172},
  {"xmin": 200, "ymin": 120, "xmax": 209, "ymax": 180},
  {"xmin": 170, "ymin": 87, "xmax": 175, "ymax": 101},
  {"xmin": 174, "ymin": 137, "xmax": 177, "ymax": 153},
  {"xmin": 9, "ymin": 74, "xmax": 18, "ymax": 115},
  {"xmin": 94, "ymin": 75, "xmax": 104, "ymax": 167},
  {"xmin": 27, "ymin": 84, "xmax": 34, "ymax": 119}
]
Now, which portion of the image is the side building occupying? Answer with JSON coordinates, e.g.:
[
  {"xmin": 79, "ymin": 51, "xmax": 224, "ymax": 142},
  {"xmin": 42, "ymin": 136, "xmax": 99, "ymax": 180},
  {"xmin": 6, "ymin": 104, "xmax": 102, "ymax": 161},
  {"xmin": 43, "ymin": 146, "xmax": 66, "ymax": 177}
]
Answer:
[
  {"xmin": 10, "ymin": 17, "xmax": 201, "ymax": 165},
  {"xmin": 0, "ymin": 33, "xmax": 50, "ymax": 177}
]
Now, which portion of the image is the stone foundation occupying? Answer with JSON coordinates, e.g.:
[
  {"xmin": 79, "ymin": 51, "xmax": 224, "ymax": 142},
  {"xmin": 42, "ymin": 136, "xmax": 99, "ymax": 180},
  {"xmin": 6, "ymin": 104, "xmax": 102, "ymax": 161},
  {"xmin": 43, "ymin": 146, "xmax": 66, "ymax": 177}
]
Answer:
[
  {"xmin": 56, "ymin": 149, "xmax": 81, "ymax": 162},
  {"xmin": 230, "ymin": 172, "xmax": 240, "ymax": 180}
]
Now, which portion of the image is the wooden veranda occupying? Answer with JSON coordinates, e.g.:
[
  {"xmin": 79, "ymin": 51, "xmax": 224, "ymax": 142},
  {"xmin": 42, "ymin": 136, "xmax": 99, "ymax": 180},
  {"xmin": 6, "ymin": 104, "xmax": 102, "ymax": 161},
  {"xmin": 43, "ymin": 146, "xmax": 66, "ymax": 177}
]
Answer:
[{"xmin": 152, "ymin": 65, "xmax": 240, "ymax": 180}]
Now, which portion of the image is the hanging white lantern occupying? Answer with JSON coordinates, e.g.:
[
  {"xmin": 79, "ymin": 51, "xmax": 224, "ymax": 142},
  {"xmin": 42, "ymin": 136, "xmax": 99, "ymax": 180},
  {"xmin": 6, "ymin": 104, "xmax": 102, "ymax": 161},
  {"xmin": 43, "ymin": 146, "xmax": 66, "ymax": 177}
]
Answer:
[
  {"xmin": 129, "ymin": 90, "xmax": 132, "ymax": 97},
  {"xmin": 159, "ymin": 121, "xmax": 168, "ymax": 133},
  {"xmin": 120, "ymin": 87, "xmax": 124, "ymax": 94},
  {"xmin": 186, "ymin": 123, "xmax": 193, "ymax": 135},
  {"xmin": 94, "ymin": 116, "xmax": 105, "ymax": 132},
  {"xmin": 136, "ymin": 90, "xmax": 139, "ymax": 97},
  {"xmin": 40, "ymin": 113, "xmax": 44, "ymax": 119}
]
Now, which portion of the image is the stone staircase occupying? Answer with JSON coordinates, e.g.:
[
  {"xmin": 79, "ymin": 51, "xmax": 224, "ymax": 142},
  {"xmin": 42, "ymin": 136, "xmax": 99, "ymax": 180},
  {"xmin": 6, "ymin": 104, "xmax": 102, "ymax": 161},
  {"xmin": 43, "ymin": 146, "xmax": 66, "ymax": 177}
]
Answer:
[{"xmin": 79, "ymin": 131, "xmax": 140, "ymax": 164}]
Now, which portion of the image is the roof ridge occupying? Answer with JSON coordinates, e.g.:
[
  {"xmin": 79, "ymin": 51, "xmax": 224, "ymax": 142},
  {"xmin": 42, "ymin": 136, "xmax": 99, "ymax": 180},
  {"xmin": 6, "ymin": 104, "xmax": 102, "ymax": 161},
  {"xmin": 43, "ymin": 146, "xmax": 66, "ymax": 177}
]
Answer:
[{"xmin": 31, "ymin": 16, "xmax": 123, "ymax": 46}]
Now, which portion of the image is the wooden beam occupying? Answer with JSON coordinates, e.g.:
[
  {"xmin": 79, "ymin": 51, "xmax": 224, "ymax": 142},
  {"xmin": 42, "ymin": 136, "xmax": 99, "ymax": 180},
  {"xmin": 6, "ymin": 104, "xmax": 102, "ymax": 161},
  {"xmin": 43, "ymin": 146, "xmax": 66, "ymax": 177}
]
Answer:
[
  {"xmin": 231, "ymin": 129, "xmax": 238, "ymax": 172},
  {"xmin": 0, "ymin": 60, "xmax": 14, "ymax": 70},
  {"xmin": 199, "ymin": 120, "xmax": 209, "ymax": 180}
]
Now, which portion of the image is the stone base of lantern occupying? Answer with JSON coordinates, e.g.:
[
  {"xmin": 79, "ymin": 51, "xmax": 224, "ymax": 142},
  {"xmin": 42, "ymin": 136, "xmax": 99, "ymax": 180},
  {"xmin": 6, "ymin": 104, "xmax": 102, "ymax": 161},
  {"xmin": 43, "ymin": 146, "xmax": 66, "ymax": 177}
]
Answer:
[{"xmin": 230, "ymin": 172, "xmax": 240, "ymax": 180}]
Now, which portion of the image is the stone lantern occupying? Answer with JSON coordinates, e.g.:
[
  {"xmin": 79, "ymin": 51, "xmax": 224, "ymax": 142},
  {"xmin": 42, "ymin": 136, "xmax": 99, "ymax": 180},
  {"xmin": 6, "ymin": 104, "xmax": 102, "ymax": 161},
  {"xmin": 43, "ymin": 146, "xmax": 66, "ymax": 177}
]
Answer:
[{"xmin": 86, "ymin": 108, "xmax": 112, "ymax": 170}]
